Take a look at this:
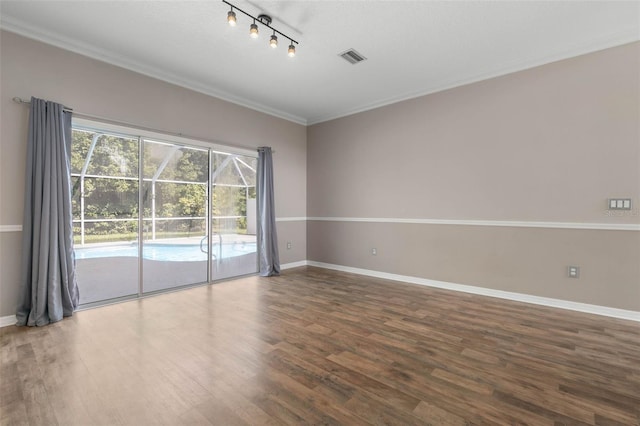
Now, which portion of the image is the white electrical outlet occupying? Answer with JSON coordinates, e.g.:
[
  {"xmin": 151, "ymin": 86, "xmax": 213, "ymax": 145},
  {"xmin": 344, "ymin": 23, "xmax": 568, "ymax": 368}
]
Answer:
[
  {"xmin": 371, "ymin": 248, "xmax": 377, "ymax": 255},
  {"xmin": 286, "ymin": 242, "xmax": 292, "ymax": 250},
  {"xmin": 568, "ymin": 266, "xmax": 579, "ymax": 278}
]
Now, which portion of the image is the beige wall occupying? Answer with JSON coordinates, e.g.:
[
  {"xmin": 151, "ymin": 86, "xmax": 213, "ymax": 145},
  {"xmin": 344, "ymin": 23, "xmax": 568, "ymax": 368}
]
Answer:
[
  {"xmin": 0, "ymin": 31, "xmax": 307, "ymax": 317},
  {"xmin": 1, "ymin": 30, "xmax": 638, "ymax": 317},
  {"xmin": 307, "ymin": 42, "xmax": 640, "ymax": 311}
]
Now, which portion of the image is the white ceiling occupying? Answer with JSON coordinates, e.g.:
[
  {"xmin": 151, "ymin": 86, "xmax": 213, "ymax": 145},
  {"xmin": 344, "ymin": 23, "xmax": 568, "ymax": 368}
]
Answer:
[{"xmin": 1, "ymin": 1, "xmax": 638, "ymax": 125}]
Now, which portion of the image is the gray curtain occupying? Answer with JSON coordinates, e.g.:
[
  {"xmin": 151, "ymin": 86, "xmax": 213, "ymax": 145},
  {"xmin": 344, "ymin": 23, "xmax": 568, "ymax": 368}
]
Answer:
[
  {"xmin": 16, "ymin": 97, "xmax": 79, "ymax": 326},
  {"xmin": 257, "ymin": 147, "xmax": 280, "ymax": 276}
]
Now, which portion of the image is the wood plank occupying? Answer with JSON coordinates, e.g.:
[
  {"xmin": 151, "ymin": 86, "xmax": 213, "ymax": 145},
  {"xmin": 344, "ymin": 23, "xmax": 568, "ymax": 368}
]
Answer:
[{"xmin": 1, "ymin": 266, "xmax": 639, "ymax": 425}]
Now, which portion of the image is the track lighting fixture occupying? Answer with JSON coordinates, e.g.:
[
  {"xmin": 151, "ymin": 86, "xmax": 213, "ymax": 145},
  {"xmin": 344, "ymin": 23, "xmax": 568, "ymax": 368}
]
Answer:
[
  {"xmin": 222, "ymin": 0, "xmax": 299, "ymax": 57},
  {"xmin": 227, "ymin": 9, "xmax": 236, "ymax": 26}
]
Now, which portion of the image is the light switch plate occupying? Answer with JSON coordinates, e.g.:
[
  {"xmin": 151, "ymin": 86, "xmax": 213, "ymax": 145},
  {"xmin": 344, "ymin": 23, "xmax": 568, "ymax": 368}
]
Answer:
[{"xmin": 608, "ymin": 198, "xmax": 632, "ymax": 210}]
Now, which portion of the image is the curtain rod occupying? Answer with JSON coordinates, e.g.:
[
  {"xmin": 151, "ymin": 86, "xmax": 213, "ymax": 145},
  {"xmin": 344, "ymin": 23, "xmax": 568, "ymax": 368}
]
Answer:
[
  {"xmin": 11, "ymin": 97, "xmax": 270, "ymax": 154},
  {"xmin": 13, "ymin": 96, "xmax": 74, "ymax": 113}
]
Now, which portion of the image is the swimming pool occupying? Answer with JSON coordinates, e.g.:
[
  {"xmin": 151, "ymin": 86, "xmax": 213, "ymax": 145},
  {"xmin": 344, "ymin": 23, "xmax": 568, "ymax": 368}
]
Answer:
[{"xmin": 75, "ymin": 242, "xmax": 257, "ymax": 262}]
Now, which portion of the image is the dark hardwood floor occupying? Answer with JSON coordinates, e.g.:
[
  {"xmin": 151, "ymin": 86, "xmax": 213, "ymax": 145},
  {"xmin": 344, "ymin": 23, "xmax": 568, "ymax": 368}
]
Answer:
[{"xmin": 1, "ymin": 266, "xmax": 639, "ymax": 425}]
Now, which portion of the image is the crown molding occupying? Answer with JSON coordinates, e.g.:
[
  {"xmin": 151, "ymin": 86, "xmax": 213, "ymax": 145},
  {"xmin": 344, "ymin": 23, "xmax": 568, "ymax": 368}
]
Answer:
[
  {"xmin": 307, "ymin": 30, "xmax": 640, "ymax": 125},
  {"xmin": 2, "ymin": 16, "xmax": 637, "ymax": 127},
  {"xmin": 0, "ymin": 16, "xmax": 308, "ymax": 126}
]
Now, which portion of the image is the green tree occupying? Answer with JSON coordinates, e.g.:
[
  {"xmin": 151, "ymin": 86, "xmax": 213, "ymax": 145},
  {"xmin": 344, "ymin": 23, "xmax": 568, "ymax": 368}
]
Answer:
[{"xmin": 72, "ymin": 129, "xmax": 255, "ymax": 243}]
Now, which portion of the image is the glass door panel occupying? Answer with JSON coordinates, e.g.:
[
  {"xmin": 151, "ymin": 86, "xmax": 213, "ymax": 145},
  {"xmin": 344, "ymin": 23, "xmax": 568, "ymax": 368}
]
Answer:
[
  {"xmin": 72, "ymin": 123, "xmax": 259, "ymax": 306},
  {"xmin": 71, "ymin": 130, "xmax": 139, "ymax": 304},
  {"xmin": 142, "ymin": 140, "xmax": 209, "ymax": 292},
  {"xmin": 210, "ymin": 152, "xmax": 258, "ymax": 280}
]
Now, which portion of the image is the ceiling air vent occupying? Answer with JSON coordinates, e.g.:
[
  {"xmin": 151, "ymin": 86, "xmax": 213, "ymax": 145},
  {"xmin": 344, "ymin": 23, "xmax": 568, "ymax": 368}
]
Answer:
[{"xmin": 339, "ymin": 49, "xmax": 367, "ymax": 65}]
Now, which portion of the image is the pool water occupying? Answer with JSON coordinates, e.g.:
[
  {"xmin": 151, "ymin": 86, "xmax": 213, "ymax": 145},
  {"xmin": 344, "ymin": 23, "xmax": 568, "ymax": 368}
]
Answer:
[{"xmin": 75, "ymin": 242, "xmax": 257, "ymax": 262}]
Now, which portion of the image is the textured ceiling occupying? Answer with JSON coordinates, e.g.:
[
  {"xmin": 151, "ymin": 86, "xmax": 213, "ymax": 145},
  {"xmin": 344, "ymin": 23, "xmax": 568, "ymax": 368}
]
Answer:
[{"xmin": 1, "ymin": 1, "xmax": 638, "ymax": 125}]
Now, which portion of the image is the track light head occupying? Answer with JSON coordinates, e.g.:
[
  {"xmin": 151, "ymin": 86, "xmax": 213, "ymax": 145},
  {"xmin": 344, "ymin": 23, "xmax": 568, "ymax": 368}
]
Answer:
[
  {"xmin": 227, "ymin": 9, "xmax": 236, "ymax": 26},
  {"xmin": 288, "ymin": 42, "xmax": 296, "ymax": 57},
  {"xmin": 249, "ymin": 22, "xmax": 259, "ymax": 38},
  {"xmin": 270, "ymin": 34, "xmax": 278, "ymax": 48}
]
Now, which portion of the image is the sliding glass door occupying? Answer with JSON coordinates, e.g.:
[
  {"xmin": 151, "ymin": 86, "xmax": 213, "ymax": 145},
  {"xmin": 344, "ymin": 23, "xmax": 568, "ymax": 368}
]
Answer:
[
  {"xmin": 210, "ymin": 152, "xmax": 258, "ymax": 280},
  {"xmin": 72, "ymin": 125, "xmax": 257, "ymax": 305},
  {"xmin": 71, "ymin": 130, "xmax": 139, "ymax": 304},
  {"xmin": 142, "ymin": 140, "xmax": 209, "ymax": 293}
]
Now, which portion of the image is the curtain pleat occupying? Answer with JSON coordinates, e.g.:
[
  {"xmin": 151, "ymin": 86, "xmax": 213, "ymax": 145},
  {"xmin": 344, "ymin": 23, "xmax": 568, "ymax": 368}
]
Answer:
[
  {"xmin": 16, "ymin": 97, "xmax": 79, "ymax": 326},
  {"xmin": 257, "ymin": 147, "xmax": 280, "ymax": 276}
]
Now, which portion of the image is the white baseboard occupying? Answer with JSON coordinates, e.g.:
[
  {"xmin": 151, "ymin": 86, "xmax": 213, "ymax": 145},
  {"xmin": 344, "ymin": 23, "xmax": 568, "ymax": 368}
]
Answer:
[
  {"xmin": 281, "ymin": 260, "xmax": 309, "ymax": 270},
  {"xmin": 3, "ymin": 261, "xmax": 635, "ymax": 326},
  {"xmin": 306, "ymin": 261, "xmax": 640, "ymax": 322},
  {"xmin": 0, "ymin": 315, "xmax": 16, "ymax": 328}
]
